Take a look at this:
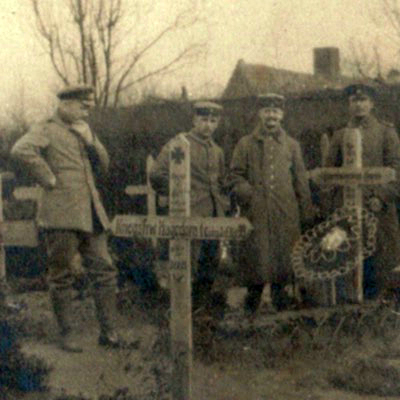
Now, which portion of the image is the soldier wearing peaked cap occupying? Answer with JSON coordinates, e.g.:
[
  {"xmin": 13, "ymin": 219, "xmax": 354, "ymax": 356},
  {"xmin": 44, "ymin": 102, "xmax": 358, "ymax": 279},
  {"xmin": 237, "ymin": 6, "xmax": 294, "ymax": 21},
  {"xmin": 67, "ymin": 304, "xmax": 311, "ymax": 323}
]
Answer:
[
  {"xmin": 227, "ymin": 93, "xmax": 315, "ymax": 315},
  {"xmin": 323, "ymin": 83, "xmax": 400, "ymax": 301},
  {"xmin": 150, "ymin": 100, "xmax": 229, "ymax": 315},
  {"xmin": 11, "ymin": 85, "xmax": 131, "ymax": 352},
  {"xmin": 343, "ymin": 83, "xmax": 377, "ymax": 99},
  {"xmin": 192, "ymin": 101, "xmax": 223, "ymax": 115}
]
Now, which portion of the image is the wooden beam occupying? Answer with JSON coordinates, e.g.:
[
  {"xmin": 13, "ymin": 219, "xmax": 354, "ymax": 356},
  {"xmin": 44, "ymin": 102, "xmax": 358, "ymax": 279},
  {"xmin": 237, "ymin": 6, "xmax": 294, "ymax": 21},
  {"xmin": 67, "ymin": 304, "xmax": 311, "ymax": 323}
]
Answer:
[
  {"xmin": 111, "ymin": 215, "xmax": 252, "ymax": 240},
  {"xmin": 169, "ymin": 136, "xmax": 192, "ymax": 400},
  {"xmin": 2, "ymin": 221, "xmax": 38, "ymax": 247},
  {"xmin": 13, "ymin": 186, "xmax": 43, "ymax": 202}
]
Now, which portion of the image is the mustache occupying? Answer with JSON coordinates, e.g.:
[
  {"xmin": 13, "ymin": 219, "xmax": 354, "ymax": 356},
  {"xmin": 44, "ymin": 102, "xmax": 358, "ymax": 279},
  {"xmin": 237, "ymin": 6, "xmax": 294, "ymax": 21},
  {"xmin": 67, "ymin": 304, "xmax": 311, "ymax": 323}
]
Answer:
[{"xmin": 264, "ymin": 118, "xmax": 280, "ymax": 122}]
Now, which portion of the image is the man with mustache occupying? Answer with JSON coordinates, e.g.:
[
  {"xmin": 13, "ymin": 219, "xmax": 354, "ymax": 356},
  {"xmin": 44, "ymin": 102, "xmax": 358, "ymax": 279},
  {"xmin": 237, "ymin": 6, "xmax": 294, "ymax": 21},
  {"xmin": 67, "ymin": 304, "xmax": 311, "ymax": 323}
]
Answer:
[
  {"xmin": 324, "ymin": 84, "xmax": 400, "ymax": 301},
  {"xmin": 11, "ymin": 86, "xmax": 126, "ymax": 352},
  {"xmin": 228, "ymin": 93, "xmax": 314, "ymax": 315},
  {"xmin": 150, "ymin": 101, "xmax": 229, "ymax": 315}
]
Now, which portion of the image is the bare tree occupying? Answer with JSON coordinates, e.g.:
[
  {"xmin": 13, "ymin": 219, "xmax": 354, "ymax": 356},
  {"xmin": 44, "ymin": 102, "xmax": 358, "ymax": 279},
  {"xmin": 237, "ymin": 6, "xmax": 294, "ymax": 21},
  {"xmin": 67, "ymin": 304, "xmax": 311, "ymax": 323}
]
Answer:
[
  {"xmin": 31, "ymin": 0, "xmax": 207, "ymax": 107},
  {"xmin": 344, "ymin": 1, "xmax": 400, "ymax": 81},
  {"xmin": 342, "ymin": 39, "xmax": 384, "ymax": 81}
]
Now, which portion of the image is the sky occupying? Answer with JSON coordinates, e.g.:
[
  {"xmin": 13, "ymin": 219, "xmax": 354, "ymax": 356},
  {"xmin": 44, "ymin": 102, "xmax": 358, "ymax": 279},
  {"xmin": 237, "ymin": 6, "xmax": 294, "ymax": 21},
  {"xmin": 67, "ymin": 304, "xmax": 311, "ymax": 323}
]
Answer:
[{"xmin": 0, "ymin": 0, "xmax": 398, "ymax": 124}]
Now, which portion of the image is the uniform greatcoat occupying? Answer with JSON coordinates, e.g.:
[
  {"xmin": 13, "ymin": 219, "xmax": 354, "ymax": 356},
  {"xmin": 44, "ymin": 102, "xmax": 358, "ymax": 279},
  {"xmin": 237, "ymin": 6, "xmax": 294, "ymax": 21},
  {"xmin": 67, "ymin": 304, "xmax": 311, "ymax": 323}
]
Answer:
[
  {"xmin": 325, "ymin": 115, "xmax": 400, "ymax": 292},
  {"xmin": 11, "ymin": 115, "xmax": 110, "ymax": 233},
  {"xmin": 228, "ymin": 124, "xmax": 312, "ymax": 286}
]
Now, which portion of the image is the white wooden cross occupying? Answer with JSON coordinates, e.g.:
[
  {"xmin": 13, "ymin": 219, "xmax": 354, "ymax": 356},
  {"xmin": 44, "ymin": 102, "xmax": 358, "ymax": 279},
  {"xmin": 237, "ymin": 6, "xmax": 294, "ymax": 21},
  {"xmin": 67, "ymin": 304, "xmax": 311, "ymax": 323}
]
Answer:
[
  {"xmin": 310, "ymin": 128, "xmax": 396, "ymax": 303},
  {"xmin": 111, "ymin": 135, "xmax": 252, "ymax": 400}
]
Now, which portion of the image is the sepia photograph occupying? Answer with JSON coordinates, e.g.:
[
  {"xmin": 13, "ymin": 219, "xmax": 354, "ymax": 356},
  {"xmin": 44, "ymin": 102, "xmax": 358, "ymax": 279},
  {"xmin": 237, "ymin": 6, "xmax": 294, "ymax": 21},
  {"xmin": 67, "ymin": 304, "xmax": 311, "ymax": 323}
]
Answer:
[{"xmin": 2, "ymin": 1, "xmax": 400, "ymax": 399}]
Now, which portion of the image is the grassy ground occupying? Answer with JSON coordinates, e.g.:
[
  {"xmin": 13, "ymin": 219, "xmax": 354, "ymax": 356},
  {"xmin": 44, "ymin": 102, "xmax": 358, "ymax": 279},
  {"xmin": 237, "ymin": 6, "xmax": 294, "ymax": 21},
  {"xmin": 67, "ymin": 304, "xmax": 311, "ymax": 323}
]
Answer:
[{"xmin": 1, "ymin": 285, "xmax": 400, "ymax": 399}]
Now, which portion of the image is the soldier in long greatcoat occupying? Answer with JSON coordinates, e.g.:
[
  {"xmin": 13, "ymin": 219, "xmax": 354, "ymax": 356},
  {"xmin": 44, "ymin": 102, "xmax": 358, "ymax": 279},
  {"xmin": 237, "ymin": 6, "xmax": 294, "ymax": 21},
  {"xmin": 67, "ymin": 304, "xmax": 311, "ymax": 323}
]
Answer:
[
  {"xmin": 11, "ymin": 86, "xmax": 127, "ymax": 352},
  {"xmin": 324, "ymin": 84, "xmax": 400, "ymax": 300},
  {"xmin": 150, "ymin": 101, "xmax": 229, "ymax": 313},
  {"xmin": 228, "ymin": 94, "xmax": 314, "ymax": 315}
]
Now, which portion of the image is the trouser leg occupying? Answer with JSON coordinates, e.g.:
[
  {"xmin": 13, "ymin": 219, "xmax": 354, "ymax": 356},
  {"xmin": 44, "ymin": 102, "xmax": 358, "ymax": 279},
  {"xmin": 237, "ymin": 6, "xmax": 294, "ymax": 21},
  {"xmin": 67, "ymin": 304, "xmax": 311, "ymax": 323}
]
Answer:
[
  {"xmin": 81, "ymin": 231, "xmax": 126, "ymax": 347},
  {"xmin": 244, "ymin": 284, "xmax": 264, "ymax": 315},
  {"xmin": 44, "ymin": 230, "xmax": 82, "ymax": 352},
  {"xmin": 270, "ymin": 282, "xmax": 295, "ymax": 311},
  {"xmin": 364, "ymin": 256, "xmax": 378, "ymax": 300},
  {"xmin": 192, "ymin": 240, "xmax": 225, "ymax": 312}
]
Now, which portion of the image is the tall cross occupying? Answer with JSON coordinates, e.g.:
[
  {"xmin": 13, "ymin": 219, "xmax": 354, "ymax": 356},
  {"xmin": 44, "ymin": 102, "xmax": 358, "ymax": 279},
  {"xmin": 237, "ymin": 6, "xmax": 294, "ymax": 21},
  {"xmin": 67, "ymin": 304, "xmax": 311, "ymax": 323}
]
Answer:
[
  {"xmin": 310, "ymin": 128, "xmax": 395, "ymax": 303},
  {"xmin": 112, "ymin": 135, "xmax": 251, "ymax": 399}
]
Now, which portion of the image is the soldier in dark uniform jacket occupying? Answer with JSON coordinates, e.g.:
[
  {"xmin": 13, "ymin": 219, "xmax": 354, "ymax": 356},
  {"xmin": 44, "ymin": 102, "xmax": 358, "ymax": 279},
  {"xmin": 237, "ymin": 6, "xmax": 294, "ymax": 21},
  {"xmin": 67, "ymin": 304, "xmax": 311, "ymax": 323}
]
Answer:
[
  {"xmin": 325, "ymin": 84, "xmax": 400, "ymax": 300},
  {"xmin": 150, "ymin": 101, "xmax": 229, "ymax": 313}
]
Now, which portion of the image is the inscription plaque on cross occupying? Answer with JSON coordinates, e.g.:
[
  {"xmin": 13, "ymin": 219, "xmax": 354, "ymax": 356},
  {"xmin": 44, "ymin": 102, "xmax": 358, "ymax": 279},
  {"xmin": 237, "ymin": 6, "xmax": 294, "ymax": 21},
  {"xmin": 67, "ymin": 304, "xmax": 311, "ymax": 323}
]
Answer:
[
  {"xmin": 111, "ymin": 135, "xmax": 252, "ymax": 400},
  {"xmin": 310, "ymin": 128, "xmax": 396, "ymax": 303}
]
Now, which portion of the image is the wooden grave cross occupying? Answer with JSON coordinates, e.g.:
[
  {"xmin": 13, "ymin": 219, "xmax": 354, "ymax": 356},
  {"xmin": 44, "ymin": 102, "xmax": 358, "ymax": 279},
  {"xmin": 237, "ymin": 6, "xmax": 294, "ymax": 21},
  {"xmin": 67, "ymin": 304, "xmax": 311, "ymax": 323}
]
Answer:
[
  {"xmin": 0, "ymin": 173, "xmax": 39, "ymax": 292},
  {"xmin": 310, "ymin": 128, "xmax": 396, "ymax": 304},
  {"xmin": 111, "ymin": 135, "xmax": 252, "ymax": 400},
  {"xmin": 124, "ymin": 155, "xmax": 158, "ymax": 248}
]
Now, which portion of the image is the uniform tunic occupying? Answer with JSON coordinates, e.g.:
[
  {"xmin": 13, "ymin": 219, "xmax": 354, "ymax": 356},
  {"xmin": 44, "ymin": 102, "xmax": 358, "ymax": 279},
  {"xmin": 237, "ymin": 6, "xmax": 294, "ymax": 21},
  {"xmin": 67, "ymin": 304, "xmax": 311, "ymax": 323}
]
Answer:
[
  {"xmin": 150, "ymin": 131, "xmax": 228, "ymax": 217},
  {"xmin": 11, "ymin": 115, "xmax": 110, "ymax": 232},
  {"xmin": 11, "ymin": 113, "xmax": 115, "ymax": 290},
  {"xmin": 150, "ymin": 131, "xmax": 228, "ymax": 282},
  {"xmin": 325, "ymin": 115, "xmax": 400, "ymax": 292},
  {"xmin": 228, "ymin": 124, "xmax": 312, "ymax": 285}
]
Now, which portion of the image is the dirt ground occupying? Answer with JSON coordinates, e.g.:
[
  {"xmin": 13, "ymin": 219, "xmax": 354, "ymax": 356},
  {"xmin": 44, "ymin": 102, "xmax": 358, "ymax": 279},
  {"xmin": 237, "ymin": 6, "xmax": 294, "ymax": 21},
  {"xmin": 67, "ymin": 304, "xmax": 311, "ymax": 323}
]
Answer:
[{"xmin": 2, "ymin": 285, "xmax": 400, "ymax": 400}]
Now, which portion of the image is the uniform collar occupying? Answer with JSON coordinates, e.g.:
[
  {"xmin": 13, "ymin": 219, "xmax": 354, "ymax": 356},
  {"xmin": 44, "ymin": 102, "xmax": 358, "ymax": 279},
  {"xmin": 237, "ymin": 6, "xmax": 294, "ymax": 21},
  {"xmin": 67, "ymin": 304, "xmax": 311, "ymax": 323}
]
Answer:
[
  {"xmin": 50, "ymin": 113, "xmax": 70, "ymax": 128},
  {"xmin": 50, "ymin": 113, "xmax": 91, "ymax": 138},
  {"xmin": 51, "ymin": 111, "xmax": 83, "ymax": 129},
  {"xmin": 187, "ymin": 131, "xmax": 215, "ymax": 147},
  {"xmin": 348, "ymin": 114, "xmax": 375, "ymax": 129},
  {"xmin": 252, "ymin": 123, "xmax": 284, "ymax": 143}
]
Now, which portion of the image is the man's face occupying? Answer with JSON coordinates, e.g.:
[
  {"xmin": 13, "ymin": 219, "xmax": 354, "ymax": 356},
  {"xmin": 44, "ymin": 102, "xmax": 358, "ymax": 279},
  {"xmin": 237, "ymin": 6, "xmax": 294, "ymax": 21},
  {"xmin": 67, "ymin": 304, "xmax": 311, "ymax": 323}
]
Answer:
[
  {"xmin": 59, "ymin": 97, "xmax": 94, "ymax": 122},
  {"xmin": 258, "ymin": 107, "xmax": 284, "ymax": 131},
  {"xmin": 192, "ymin": 114, "xmax": 220, "ymax": 138},
  {"xmin": 348, "ymin": 95, "xmax": 374, "ymax": 118}
]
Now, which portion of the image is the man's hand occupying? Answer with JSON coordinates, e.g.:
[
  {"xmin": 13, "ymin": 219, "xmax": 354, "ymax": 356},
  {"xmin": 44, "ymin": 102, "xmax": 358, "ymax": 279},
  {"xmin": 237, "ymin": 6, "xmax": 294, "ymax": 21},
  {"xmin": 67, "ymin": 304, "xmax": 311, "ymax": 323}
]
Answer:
[{"xmin": 43, "ymin": 176, "xmax": 57, "ymax": 190}]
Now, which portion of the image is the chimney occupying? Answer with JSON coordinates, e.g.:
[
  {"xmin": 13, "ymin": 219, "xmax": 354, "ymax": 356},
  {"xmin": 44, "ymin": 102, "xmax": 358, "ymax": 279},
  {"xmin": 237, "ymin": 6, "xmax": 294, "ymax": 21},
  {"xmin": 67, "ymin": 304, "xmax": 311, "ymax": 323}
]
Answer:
[{"xmin": 313, "ymin": 47, "xmax": 340, "ymax": 81}]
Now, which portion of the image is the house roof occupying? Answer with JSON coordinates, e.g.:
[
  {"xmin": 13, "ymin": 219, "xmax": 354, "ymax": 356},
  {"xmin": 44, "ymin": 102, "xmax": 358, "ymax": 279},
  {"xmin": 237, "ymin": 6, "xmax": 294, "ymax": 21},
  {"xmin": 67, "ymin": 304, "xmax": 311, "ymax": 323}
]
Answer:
[{"xmin": 222, "ymin": 59, "xmax": 356, "ymax": 99}]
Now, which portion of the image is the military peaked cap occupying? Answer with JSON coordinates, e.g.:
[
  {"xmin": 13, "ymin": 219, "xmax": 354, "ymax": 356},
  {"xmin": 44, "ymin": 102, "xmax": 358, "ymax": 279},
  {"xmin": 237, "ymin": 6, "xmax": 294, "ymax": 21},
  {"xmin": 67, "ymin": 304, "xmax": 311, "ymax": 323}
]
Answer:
[
  {"xmin": 57, "ymin": 85, "xmax": 94, "ymax": 101},
  {"xmin": 343, "ymin": 83, "xmax": 376, "ymax": 99},
  {"xmin": 193, "ymin": 101, "xmax": 223, "ymax": 116},
  {"xmin": 256, "ymin": 93, "xmax": 285, "ymax": 109}
]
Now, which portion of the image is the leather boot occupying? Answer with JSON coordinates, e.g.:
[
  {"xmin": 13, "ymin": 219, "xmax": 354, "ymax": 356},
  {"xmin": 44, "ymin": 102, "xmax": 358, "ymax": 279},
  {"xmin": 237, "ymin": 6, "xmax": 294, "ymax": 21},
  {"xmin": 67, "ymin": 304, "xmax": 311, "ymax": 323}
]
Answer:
[
  {"xmin": 49, "ymin": 289, "xmax": 83, "ymax": 353},
  {"xmin": 92, "ymin": 286, "xmax": 126, "ymax": 348},
  {"xmin": 244, "ymin": 284, "xmax": 264, "ymax": 316},
  {"xmin": 271, "ymin": 283, "xmax": 295, "ymax": 311}
]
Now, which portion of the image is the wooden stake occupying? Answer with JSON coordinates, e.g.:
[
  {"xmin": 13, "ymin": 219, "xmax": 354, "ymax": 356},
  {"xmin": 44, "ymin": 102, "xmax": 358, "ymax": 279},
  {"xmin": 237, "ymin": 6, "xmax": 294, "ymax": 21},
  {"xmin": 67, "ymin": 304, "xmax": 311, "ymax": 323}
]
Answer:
[
  {"xmin": 169, "ymin": 136, "xmax": 192, "ymax": 400},
  {"xmin": 342, "ymin": 129, "xmax": 363, "ymax": 303}
]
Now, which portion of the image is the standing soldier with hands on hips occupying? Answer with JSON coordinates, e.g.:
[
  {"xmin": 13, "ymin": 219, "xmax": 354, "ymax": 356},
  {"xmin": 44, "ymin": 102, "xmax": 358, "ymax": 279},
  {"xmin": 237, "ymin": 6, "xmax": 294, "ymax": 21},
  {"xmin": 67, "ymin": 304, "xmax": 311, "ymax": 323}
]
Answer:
[
  {"xmin": 228, "ymin": 93, "xmax": 314, "ymax": 315},
  {"xmin": 11, "ymin": 86, "xmax": 129, "ymax": 352},
  {"xmin": 150, "ymin": 101, "xmax": 229, "ymax": 315}
]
